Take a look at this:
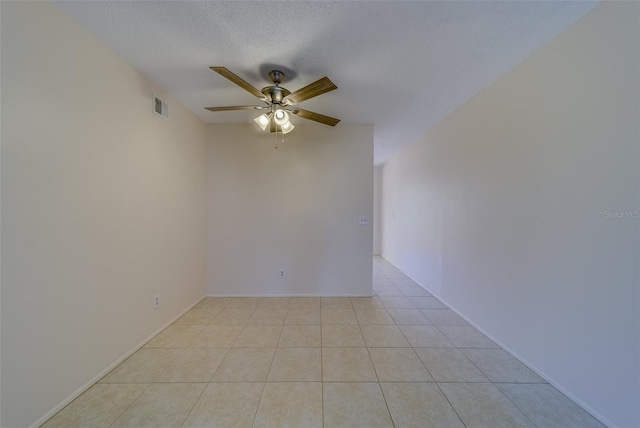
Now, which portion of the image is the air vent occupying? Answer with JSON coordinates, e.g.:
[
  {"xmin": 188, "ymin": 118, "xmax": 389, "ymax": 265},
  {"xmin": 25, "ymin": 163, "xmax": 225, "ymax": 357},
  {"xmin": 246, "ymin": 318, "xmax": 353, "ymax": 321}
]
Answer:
[{"xmin": 153, "ymin": 94, "xmax": 169, "ymax": 120}]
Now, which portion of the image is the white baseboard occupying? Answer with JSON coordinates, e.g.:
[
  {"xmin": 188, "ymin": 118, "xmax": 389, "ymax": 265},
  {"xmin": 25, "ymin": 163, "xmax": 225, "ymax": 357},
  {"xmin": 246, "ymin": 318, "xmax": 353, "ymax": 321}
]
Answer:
[
  {"xmin": 378, "ymin": 256, "xmax": 616, "ymax": 428},
  {"xmin": 206, "ymin": 293, "xmax": 373, "ymax": 297},
  {"xmin": 31, "ymin": 297, "xmax": 205, "ymax": 428}
]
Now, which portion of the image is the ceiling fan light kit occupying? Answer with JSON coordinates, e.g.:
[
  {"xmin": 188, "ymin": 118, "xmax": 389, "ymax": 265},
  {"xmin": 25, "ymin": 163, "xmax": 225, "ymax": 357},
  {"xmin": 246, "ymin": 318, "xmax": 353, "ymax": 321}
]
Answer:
[
  {"xmin": 206, "ymin": 67, "xmax": 340, "ymax": 136},
  {"xmin": 254, "ymin": 112, "xmax": 272, "ymax": 131},
  {"xmin": 280, "ymin": 120, "xmax": 295, "ymax": 134},
  {"xmin": 273, "ymin": 109, "xmax": 289, "ymax": 125}
]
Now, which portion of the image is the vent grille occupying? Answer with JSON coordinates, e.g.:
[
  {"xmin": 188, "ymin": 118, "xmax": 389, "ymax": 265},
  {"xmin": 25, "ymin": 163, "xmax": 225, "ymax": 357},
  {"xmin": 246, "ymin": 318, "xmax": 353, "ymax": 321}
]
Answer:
[{"xmin": 153, "ymin": 95, "xmax": 169, "ymax": 119}]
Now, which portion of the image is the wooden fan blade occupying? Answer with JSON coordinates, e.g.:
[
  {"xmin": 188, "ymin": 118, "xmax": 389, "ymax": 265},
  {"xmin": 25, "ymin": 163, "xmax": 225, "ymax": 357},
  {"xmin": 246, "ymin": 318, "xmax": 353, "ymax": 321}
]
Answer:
[
  {"xmin": 210, "ymin": 67, "xmax": 266, "ymax": 99},
  {"xmin": 205, "ymin": 105, "xmax": 267, "ymax": 112},
  {"xmin": 290, "ymin": 108, "xmax": 340, "ymax": 127},
  {"xmin": 283, "ymin": 77, "xmax": 337, "ymax": 105}
]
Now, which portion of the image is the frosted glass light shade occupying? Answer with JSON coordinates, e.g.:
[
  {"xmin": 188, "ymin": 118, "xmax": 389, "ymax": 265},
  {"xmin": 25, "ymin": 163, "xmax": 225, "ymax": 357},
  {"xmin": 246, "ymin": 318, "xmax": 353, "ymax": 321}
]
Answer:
[
  {"xmin": 274, "ymin": 109, "xmax": 289, "ymax": 126},
  {"xmin": 281, "ymin": 120, "xmax": 295, "ymax": 134},
  {"xmin": 254, "ymin": 113, "xmax": 270, "ymax": 131}
]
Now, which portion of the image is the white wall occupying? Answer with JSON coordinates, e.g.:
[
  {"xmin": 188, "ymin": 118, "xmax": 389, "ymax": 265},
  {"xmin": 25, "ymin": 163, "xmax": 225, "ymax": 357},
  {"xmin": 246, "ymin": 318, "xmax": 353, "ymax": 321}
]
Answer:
[
  {"xmin": 381, "ymin": 3, "xmax": 639, "ymax": 428},
  {"xmin": 373, "ymin": 165, "xmax": 382, "ymax": 255},
  {"xmin": 1, "ymin": 2, "xmax": 207, "ymax": 427},
  {"xmin": 207, "ymin": 124, "xmax": 373, "ymax": 296}
]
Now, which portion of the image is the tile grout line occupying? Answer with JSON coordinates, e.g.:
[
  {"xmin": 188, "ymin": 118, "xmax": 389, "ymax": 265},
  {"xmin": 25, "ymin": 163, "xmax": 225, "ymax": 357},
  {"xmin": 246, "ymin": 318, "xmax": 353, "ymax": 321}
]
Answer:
[
  {"xmin": 248, "ymin": 298, "xmax": 271, "ymax": 428},
  {"xmin": 378, "ymin": 284, "xmax": 470, "ymax": 428},
  {"xmin": 373, "ymin": 311, "xmax": 398, "ymax": 428},
  {"xmin": 320, "ymin": 309, "xmax": 324, "ymax": 428},
  {"xmin": 493, "ymin": 383, "xmax": 540, "ymax": 428},
  {"xmin": 106, "ymin": 383, "xmax": 152, "ymax": 428},
  {"xmin": 358, "ymin": 308, "xmax": 397, "ymax": 427},
  {"xmin": 404, "ymin": 331, "xmax": 470, "ymax": 427},
  {"xmin": 433, "ymin": 381, "xmax": 469, "ymax": 428},
  {"xmin": 249, "ymin": 381, "xmax": 267, "ymax": 428},
  {"xmin": 178, "ymin": 382, "xmax": 208, "ymax": 428}
]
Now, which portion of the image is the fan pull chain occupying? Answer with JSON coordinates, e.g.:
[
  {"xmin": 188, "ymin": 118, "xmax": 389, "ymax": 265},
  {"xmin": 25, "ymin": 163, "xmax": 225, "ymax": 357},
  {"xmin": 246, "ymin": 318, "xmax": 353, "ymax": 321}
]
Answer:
[{"xmin": 274, "ymin": 125, "xmax": 285, "ymax": 149}]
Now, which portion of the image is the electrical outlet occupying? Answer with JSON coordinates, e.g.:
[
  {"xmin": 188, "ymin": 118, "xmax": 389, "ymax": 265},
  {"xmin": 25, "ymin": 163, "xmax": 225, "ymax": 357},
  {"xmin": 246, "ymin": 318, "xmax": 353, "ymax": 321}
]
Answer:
[
  {"xmin": 153, "ymin": 294, "xmax": 160, "ymax": 309},
  {"xmin": 279, "ymin": 269, "xmax": 285, "ymax": 278},
  {"xmin": 359, "ymin": 216, "xmax": 369, "ymax": 225}
]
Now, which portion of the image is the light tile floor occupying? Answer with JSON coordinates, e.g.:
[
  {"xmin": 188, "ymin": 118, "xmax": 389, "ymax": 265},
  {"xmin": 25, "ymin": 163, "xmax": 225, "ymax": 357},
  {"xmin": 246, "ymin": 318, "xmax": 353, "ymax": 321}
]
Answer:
[{"xmin": 42, "ymin": 257, "xmax": 605, "ymax": 428}]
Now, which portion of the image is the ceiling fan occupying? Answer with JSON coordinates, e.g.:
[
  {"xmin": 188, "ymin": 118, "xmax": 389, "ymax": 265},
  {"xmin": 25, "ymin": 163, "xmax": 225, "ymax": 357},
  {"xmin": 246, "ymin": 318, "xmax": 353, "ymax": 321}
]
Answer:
[{"xmin": 205, "ymin": 67, "xmax": 340, "ymax": 134}]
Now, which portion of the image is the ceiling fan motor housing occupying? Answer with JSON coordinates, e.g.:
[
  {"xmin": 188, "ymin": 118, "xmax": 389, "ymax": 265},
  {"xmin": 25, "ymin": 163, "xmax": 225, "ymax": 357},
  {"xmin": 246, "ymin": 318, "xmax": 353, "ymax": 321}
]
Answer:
[
  {"xmin": 262, "ymin": 85, "xmax": 290, "ymax": 104},
  {"xmin": 262, "ymin": 70, "xmax": 290, "ymax": 104}
]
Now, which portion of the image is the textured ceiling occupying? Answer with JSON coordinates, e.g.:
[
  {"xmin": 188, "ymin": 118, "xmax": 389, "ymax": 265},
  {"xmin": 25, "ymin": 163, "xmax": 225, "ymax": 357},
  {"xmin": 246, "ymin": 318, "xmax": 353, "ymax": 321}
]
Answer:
[{"xmin": 54, "ymin": 1, "xmax": 597, "ymax": 165}]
